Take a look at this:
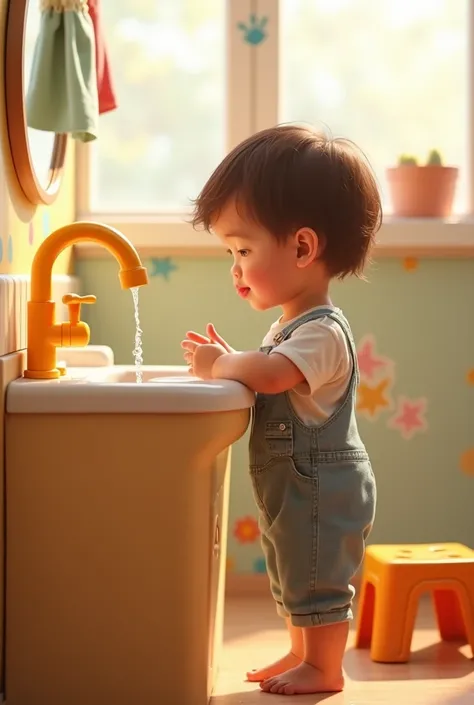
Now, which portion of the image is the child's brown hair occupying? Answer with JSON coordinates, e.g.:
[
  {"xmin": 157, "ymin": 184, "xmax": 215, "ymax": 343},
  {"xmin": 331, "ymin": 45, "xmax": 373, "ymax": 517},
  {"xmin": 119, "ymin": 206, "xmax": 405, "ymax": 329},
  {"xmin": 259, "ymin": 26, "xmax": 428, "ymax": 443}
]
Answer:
[{"xmin": 192, "ymin": 124, "xmax": 382, "ymax": 278}]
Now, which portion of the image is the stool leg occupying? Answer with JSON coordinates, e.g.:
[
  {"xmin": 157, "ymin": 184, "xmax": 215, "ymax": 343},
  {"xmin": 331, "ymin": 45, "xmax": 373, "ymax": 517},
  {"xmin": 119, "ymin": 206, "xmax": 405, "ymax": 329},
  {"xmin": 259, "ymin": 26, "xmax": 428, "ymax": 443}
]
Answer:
[
  {"xmin": 432, "ymin": 589, "xmax": 467, "ymax": 642},
  {"xmin": 456, "ymin": 583, "xmax": 474, "ymax": 659},
  {"xmin": 370, "ymin": 579, "xmax": 416, "ymax": 663},
  {"xmin": 355, "ymin": 580, "xmax": 375, "ymax": 649}
]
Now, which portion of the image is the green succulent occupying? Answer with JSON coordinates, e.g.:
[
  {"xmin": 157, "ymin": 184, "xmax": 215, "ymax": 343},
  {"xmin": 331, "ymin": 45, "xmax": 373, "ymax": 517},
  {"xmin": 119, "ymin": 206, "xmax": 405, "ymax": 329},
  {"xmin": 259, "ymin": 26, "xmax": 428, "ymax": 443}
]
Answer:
[
  {"xmin": 426, "ymin": 149, "xmax": 443, "ymax": 166},
  {"xmin": 397, "ymin": 150, "xmax": 444, "ymax": 167},
  {"xmin": 398, "ymin": 154, "xmax": 418, "ymax": 166}
]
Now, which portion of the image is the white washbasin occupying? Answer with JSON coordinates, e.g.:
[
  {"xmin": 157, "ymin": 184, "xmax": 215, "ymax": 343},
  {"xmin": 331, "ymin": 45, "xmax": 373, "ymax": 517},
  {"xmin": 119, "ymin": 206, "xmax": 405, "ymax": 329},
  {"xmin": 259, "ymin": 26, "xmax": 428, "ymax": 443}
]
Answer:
[
  {"xmin": 56, "ymin": 345, "xmax": 115, "ymax": 367},
  {"xmin": 7, "ymin": 363, "xmax": 255, "ymax": 414}
]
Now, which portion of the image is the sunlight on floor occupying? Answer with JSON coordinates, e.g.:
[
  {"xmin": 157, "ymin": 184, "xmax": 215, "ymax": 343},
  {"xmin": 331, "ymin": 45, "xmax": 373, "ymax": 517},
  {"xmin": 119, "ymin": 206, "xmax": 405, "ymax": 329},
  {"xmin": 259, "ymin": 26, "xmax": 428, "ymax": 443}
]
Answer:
[{"xmin": 213, "ymin": 596, "xmax": 474, "ymax": 705}]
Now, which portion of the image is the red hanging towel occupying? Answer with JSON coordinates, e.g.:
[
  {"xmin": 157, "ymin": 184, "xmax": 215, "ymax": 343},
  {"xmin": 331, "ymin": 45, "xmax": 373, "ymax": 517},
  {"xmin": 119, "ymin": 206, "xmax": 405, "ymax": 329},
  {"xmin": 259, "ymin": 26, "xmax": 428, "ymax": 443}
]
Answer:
[{"xmin": 88, "ymin": 0, "xmax": 118, "ymax": 114}]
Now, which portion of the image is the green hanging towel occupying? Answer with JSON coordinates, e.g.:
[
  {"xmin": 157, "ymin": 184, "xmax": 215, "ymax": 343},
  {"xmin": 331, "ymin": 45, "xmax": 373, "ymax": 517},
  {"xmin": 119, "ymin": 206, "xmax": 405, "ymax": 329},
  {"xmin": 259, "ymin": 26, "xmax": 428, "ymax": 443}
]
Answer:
[{"xmin": 26, "ymin": 0, "xmax": 99, "ymax": 142}]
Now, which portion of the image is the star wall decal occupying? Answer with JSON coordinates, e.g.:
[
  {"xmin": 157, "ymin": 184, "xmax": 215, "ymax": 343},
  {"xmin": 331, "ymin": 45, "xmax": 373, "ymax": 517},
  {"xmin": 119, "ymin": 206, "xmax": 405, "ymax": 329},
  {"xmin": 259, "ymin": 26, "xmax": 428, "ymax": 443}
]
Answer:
[
  {"xmin": 356, "ymin": 335, "xmax": 393, "ymax": 382},
  {"xmin": 150, "ymin": 257, "xmax": 177, "ymax": 280},
  {"xmin": 387, "ymin": 396, "xmax": 428, "ymax": 440},
  {"xmin": 356, "ymin": 378, "xmax": 393, "ymax": 420}
]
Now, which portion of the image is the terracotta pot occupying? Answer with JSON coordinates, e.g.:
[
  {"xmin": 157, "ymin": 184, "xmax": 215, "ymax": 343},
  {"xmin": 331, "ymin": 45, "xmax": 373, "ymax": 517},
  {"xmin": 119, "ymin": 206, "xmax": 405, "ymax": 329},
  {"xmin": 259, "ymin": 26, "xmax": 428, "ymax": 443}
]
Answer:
[{"xmin": 386, "ymin": 165, "xmax": 459, "ymax": 217}]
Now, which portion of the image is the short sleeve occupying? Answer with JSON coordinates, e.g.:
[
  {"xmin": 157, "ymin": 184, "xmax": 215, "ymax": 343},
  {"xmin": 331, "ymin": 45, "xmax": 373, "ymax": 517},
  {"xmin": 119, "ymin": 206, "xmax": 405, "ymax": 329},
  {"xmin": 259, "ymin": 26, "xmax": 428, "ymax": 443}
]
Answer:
[{"xmin": 270, "ymin": 318, "xmax": 352, "ymax": 396}]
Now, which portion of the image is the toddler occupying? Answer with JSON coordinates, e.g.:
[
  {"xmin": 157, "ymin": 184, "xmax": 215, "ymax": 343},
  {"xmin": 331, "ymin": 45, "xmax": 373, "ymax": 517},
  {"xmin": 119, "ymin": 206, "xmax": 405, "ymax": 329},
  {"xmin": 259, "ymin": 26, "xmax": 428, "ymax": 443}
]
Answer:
[{"xmin": 182, "ymin": 125, "xmax": 379, "ymax": 696}]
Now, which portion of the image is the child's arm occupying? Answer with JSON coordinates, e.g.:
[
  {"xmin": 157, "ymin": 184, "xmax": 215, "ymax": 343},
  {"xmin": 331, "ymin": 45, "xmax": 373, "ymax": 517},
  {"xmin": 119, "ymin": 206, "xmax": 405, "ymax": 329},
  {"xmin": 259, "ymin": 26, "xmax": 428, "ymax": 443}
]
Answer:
[
  {"xmin": 212, "ymin": 350, "xmax": 304, "ymax": 394},
  {"xmin": 183, "ymin": 325, "xmax": 304, "ymax": 393},
  {"xmin": 186, "ymin": 318, "xmax": 349, "ymax": 396}
]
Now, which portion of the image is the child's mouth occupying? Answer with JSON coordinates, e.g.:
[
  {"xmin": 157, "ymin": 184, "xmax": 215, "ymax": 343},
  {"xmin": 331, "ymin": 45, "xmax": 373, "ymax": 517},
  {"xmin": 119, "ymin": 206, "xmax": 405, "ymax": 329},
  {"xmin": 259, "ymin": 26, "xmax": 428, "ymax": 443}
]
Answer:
[{"xmin": 236, "ymin": 286, "xmax": 250, "ymax": 298}]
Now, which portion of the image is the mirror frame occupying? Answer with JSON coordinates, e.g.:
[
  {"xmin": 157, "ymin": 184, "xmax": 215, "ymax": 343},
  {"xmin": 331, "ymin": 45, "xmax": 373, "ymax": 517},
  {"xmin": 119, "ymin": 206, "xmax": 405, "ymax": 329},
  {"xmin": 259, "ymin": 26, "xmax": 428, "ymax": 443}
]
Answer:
[{"xmin": 5, "ymin": 0, "xmax": 68, "ymax": 206}]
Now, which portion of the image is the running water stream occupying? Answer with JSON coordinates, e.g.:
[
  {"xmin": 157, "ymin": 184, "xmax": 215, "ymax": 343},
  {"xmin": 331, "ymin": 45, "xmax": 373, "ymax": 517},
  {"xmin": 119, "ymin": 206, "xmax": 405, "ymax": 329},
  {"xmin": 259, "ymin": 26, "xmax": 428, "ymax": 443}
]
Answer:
[{"xmin": 131, "ymin": 287, "xmax": 143, "ymax": 383}]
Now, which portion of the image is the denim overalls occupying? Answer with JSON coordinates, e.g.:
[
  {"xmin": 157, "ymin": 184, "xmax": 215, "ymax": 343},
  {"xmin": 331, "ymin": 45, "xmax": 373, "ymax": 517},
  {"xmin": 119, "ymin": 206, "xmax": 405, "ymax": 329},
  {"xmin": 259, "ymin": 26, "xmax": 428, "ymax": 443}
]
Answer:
[{"xmin": 249, "ymin": 307, "xmax": 376, "ymax": 627}]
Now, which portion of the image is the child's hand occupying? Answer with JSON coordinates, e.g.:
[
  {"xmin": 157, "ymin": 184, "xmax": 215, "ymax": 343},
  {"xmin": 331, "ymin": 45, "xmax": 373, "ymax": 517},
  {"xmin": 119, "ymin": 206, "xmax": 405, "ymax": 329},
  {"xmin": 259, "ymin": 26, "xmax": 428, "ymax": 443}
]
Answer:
[
  {"xmin": 193, "ymin": 343, "xmax": 226, "ymax": 379},
  {"xmin": 181, "ymin": 323, "xmax": 235, "ymax": 376},
  {"xmin": 182, "ymin": 341, "xmax": 226, "ymax": 378},
  {"xmin": 185, "ymin": 323, "xmax": 235, "ymax": 354}
]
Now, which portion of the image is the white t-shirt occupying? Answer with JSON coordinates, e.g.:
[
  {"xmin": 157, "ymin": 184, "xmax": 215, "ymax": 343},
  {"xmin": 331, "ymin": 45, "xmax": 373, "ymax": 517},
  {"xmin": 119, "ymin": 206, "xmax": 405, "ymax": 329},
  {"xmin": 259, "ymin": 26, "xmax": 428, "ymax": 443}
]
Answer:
[{"xmin": 262, "ymin": 306, "xmax": 353, "ymax": 425}]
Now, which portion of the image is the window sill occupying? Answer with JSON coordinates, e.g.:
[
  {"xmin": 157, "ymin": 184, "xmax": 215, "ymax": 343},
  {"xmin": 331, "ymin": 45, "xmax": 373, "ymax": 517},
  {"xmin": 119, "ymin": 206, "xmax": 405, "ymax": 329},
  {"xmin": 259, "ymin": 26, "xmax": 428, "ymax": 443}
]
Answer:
[{"xmin": 73, "ymin": 215, "xmax": 474, "ymax": 259}]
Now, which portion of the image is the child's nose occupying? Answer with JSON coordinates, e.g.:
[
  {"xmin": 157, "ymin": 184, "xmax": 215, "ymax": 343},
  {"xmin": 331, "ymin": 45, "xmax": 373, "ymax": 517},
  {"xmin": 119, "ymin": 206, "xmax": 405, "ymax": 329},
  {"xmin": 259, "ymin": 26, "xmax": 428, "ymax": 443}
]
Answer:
[{"xmin": 231, "ymin": 262, "xmax": 241, "ymax": 278}]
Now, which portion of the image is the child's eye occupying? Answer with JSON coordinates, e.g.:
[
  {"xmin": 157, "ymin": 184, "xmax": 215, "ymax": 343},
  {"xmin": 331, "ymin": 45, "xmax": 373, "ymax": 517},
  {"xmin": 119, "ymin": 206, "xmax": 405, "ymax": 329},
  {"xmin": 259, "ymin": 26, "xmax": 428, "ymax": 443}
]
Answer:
[{"xmin": 226, "ymin": 248, "xmax": 249, "ymax": 257}]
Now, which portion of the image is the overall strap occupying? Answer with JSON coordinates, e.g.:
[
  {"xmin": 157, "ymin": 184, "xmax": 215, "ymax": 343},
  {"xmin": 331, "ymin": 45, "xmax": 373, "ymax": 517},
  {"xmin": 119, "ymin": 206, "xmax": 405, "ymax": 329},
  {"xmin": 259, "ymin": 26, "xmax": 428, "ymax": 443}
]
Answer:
[{"xmin": 272, "ymin": 308, "xmax": 360, "ymax": 385}]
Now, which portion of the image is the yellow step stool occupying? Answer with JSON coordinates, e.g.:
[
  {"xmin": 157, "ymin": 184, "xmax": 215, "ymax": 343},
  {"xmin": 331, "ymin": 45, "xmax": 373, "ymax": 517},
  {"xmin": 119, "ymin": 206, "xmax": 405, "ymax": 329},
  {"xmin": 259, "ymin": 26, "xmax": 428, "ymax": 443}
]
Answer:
[{"xmin": 355, "ymin": 543, "xmax": 474, "ymax": 663}]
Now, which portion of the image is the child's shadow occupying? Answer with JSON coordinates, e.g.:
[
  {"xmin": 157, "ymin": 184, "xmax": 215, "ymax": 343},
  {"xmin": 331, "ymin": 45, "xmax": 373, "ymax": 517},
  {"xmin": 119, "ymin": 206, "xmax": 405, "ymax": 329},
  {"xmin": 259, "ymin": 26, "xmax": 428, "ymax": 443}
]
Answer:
[
  {"xmin": 344, "ymin": 641, "xmax": 474, "ymax": 682},
  {"xmin": 213, "ymin": 690, "xmax": 343, "ymax": 704}
]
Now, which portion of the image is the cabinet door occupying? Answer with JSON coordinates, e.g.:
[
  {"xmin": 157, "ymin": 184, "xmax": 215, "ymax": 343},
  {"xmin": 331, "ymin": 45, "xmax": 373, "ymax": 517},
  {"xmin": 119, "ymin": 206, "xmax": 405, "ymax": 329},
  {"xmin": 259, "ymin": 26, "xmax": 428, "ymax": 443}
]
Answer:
[{"xmin": 207, "ymin": 449, "xmax": 231, "ymax": 695}]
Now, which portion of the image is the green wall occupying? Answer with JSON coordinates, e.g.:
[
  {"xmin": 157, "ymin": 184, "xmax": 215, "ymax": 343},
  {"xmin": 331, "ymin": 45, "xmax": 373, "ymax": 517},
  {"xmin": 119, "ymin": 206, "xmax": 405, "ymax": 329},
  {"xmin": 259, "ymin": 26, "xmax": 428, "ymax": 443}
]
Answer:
[{"xmin": 77, "ymin": 256, "xmax": 474, "ymax": 575}]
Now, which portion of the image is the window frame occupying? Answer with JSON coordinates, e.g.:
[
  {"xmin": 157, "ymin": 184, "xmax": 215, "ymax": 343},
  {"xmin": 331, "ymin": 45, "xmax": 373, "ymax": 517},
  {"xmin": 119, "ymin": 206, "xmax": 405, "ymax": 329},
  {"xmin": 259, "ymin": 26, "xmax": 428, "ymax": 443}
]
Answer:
[{"xmin": 75, "ymin": 0, "xmax": 474, "ymax": 259}]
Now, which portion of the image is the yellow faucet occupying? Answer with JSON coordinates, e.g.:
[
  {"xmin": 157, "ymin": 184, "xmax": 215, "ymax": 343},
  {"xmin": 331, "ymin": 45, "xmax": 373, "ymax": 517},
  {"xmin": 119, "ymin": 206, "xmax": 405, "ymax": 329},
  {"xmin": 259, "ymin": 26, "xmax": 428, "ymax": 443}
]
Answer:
[{"xmin": 24, "ymin": 221, "xmax": 149, "ymax": 379}]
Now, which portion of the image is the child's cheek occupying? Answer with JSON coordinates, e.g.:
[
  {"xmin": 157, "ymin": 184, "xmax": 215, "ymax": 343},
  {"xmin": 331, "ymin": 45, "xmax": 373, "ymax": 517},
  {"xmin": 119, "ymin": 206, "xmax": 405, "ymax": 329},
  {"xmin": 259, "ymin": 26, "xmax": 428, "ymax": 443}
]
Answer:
[{"xmin": 246, "ymin": 260, "xmax": 265, "ymax": 284}]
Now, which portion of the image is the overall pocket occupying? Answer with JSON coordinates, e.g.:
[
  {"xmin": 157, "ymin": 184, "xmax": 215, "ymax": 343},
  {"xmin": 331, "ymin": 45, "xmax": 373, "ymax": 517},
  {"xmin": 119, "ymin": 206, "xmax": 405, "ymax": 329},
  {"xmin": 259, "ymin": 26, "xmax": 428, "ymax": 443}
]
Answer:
[
  {"xmin": 250, "ymin": 453, "xmax": 315, "ymax": 532},
  {"xmin": 264, "ymin": 420, "xmax": 294, "ymax": 456}
]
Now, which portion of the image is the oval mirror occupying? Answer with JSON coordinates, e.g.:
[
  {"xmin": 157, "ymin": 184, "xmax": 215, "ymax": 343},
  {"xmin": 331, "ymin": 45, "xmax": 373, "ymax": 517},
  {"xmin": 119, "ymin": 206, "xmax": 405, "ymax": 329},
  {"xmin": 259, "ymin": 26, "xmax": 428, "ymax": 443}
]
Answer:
[{"xmin": 5, "ymin": 0, "xmax": 67, "ymax": 206}]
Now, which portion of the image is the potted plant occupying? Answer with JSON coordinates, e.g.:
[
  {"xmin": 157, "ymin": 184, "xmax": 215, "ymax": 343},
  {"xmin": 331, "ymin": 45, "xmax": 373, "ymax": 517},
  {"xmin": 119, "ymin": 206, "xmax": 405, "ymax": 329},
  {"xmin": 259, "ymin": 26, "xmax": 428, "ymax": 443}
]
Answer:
[{"xmin": 386, "ymin": 149, "xmax": 458, "ymax": 217}]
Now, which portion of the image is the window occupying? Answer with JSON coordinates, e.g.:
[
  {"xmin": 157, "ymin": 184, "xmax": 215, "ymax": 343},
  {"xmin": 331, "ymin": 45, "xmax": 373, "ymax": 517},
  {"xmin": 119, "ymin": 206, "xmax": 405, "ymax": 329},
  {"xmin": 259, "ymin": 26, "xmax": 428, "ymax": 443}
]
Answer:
[
  {"xmin": 280, "ymin": 0, "xmax": 468, "ymax": 213},
  {"xmin": 89, "ymin": 0, "xmax": 226, "ymax": 212},
  {"xmin": 77, "ymin": 0, "xmax": 474, "ymax": 256}
]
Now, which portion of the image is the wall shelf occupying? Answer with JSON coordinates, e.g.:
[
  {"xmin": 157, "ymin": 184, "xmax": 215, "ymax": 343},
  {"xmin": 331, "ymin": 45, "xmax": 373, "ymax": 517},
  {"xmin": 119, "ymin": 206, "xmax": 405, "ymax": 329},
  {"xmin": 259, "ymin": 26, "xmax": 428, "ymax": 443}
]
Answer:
[{"xmin": 74, "ymin": 216, "xmax": 474, "ymax": 259}]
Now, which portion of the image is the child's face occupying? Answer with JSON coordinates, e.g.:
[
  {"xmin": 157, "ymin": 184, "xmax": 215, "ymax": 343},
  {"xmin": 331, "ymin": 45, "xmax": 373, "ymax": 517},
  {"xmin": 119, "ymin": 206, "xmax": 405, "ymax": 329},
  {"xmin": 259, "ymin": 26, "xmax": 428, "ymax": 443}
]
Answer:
[{"xmin": 212, "ymin": 201, "xmax": 302, "ymax": 312}]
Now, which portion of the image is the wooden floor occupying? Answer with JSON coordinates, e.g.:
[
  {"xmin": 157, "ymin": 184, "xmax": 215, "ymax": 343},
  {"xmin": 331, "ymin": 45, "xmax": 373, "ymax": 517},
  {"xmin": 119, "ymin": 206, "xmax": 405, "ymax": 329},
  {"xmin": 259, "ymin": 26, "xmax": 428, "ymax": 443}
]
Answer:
[{"xmin": 213, "ymin": 596, "xmax": 474, "ymax": 704}]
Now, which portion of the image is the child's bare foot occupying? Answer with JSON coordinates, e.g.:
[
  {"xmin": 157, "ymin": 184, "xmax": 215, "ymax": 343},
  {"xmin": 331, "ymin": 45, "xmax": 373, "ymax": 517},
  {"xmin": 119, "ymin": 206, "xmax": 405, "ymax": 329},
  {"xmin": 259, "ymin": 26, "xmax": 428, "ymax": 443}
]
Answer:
[
  {"xmin": 260, "ymin": 661, "xmax": 344, "ymax": 695},
  {"xmin": 247, "ymin": 619, "xmax": 304, "ymax": 682},
  {"xmin": 260, "ymin": 619, "xmax": 349, "ymax": 694},
  {"xmin": 246, "ymin": 651, "xmax": 302, "ymax": 682}
]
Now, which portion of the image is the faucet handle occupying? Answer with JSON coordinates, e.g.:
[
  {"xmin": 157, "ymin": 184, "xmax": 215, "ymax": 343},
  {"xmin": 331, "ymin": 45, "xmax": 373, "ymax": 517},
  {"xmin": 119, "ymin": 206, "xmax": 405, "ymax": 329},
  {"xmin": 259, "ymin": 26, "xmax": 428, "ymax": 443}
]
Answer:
[{"xmin": 62, "ymin": 293, "xmax": 97, "ymax": 325}]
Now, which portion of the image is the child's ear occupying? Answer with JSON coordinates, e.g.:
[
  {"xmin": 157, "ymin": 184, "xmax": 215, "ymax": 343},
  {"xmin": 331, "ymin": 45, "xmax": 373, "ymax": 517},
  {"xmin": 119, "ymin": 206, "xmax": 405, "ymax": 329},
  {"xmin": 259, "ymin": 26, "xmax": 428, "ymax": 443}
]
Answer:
[{"xmin": 294, "ymin": 227, "xmax": 321, "ymax": 267}]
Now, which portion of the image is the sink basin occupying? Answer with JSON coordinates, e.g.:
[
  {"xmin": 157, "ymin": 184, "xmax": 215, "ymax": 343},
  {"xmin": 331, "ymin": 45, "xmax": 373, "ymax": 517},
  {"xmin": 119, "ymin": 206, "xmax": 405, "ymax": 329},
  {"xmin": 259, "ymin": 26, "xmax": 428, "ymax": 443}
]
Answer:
[
  {"xmin": 7, "ymin": 364, "xmax": 255, "ymax": 414},
  {"xmin": 57, "ymin": 345, "xmax": 115, "ymax": 368},
  {"xmin": 5, "ymin": 352, "xmax": 253, "ymax": 705}
]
